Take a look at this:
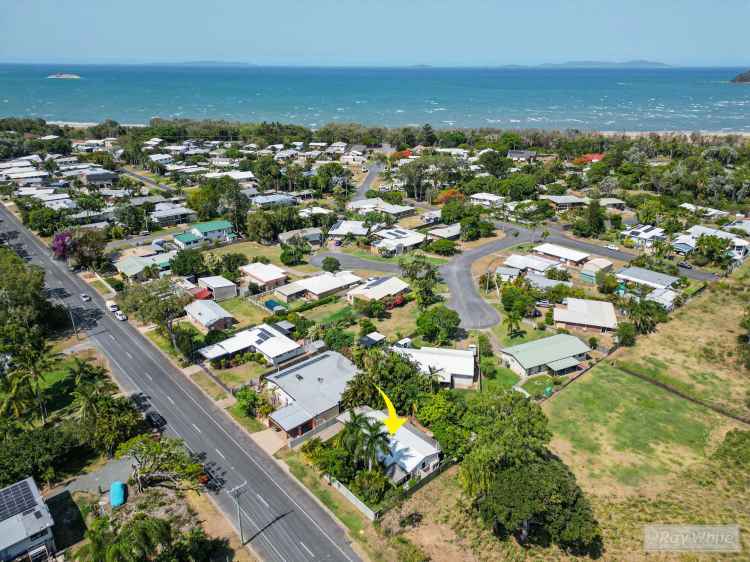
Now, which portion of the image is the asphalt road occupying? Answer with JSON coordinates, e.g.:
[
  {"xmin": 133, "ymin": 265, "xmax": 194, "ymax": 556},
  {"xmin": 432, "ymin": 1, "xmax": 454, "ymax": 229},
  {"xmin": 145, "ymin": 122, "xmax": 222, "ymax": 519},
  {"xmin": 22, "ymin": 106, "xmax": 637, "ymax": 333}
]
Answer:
[
  {"xmin": 0, "ymin": 207, "xmax": 360, "ymax": 562},
  {"xmin": 441, "ymin": 228, "xmax": 535, "ymax": 329},
  {"xmin": 352, "ymin": 163, "xmax": 384, "ymax": 201}
]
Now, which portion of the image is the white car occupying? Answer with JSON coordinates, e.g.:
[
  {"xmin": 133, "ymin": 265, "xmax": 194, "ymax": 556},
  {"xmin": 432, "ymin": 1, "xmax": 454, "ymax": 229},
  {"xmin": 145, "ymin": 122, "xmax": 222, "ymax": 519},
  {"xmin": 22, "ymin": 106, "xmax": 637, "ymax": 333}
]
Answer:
[
  {"xmin": 80, "ymin": 293, "xmax": 91, "ymax": 302},
  {"xmin": 606, "ymin": 244, "xmax": 619, "ymax": 251},
  {"xmin": 114, "ymin": 310, "xmax": 128, "ymax": 321}
]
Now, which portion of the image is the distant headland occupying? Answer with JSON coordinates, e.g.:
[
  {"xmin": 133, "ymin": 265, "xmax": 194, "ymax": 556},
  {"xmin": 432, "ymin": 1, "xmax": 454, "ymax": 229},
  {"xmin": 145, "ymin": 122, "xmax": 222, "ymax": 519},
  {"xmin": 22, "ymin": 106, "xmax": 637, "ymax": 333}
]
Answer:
[{"xmin": 732, "ymin": 70, "xmax": 750, "ymax": 83}]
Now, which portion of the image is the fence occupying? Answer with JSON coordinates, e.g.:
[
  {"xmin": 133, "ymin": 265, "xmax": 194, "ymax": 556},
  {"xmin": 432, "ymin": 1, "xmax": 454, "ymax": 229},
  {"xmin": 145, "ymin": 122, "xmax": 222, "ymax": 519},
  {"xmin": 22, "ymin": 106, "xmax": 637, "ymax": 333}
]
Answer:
[
  {"xmin": 288, "ymin": 416, "xmax": 341, "ymax": 450},
  {"xmin": 326, "ymin": 476, "xmax": 379, "ymax": 521}
]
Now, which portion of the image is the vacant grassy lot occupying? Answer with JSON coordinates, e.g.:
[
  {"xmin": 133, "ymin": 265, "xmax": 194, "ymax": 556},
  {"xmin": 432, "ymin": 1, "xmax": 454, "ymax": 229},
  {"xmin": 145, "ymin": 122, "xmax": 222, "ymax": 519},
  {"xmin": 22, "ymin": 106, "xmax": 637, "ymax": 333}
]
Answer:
[
  {"xmin": 614, "ymin": 262, "xmax": 750, "ymax": 417},
  {"xmin": 545, "ymin": 362, "xmax": 735, "ymax": 490},
  {"xmin": 372, "ymin": 300, "xmax": 421, "ymax": 340},
  {"xmin": 220, "ymin": 296, "xmax": 269, "ymax": 327},
  {"xmin": 301, "ymin": 299, "xmax": 350, "ymax": 323}
]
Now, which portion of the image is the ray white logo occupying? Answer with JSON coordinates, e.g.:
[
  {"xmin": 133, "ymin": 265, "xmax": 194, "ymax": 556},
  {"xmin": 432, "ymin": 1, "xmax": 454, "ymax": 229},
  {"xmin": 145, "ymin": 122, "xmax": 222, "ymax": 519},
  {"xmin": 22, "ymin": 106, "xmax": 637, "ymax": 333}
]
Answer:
[{"xmin": 644, "ymin": 525, "xmax": 741, "ymax": 552}]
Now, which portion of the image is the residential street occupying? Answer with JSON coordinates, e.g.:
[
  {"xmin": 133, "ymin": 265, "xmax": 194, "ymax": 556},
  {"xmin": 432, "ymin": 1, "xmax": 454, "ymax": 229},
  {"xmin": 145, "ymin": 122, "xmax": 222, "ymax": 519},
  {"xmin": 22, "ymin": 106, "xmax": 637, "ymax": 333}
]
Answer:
[
  {"xmin": 352, "ymin": 162, "xmax": 384, "ymax": 201},
  {"xmin": 0, "ymin": 205, "xmax": 360, "ymax": 562}
]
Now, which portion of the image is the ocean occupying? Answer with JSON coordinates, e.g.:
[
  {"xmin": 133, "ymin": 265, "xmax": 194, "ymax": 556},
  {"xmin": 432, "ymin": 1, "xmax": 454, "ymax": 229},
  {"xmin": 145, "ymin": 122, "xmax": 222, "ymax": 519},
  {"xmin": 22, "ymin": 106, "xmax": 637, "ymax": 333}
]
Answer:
[{"xmin": 1, "ymin": 64, "xmax": 749, "ymax": 132}]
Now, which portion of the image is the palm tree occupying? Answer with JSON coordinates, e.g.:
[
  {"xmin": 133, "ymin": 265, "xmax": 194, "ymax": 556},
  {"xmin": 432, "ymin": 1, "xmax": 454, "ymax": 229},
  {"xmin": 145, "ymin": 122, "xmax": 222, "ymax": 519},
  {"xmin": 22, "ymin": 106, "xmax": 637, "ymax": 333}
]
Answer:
[
  {"xmin": 338, "ymin": 410, "xmax": 369, "ymax": 457},
  {"xmin": 13, "ymin": 342, "xmax": 56, "ymax": 423},
  {"xmin": 503, "ymin": 310, "xmax": 522, "ymax": 338},
  {"xmin": 359, "ymin": 419, "xmax": 391, "ymax": 472},
  {"xmin": 72, "ymin": 382, "xmax": 102, "ymax": 425},
  {"xmin": 68, "ymin": 357, "xmax": 107, "ymax": 385},
  {"xmin": 0, "ymin": 371, "xmax": 35, "ymax": 419}
]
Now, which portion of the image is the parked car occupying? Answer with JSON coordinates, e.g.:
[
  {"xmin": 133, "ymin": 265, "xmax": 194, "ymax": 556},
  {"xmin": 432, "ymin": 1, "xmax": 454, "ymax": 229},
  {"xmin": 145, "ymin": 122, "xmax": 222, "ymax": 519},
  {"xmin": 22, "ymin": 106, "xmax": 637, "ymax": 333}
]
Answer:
[
  {"xmin": 606, "ymin": 244, "xmax": 619, "ymax": 251},
  {"xmin": 114, "ymin": 310, "xmax": 128, "ymax": 321},
  {"xmin": 678, "ymin": 261, "xmax": 693, "ymax": 269},
  {"xmin": 537, "ymin": 299, "xmax": 552, "ymax": 308},
  {"xmin": 145, "ymin": 411, "xmax": 167, "ymax": 429},
  {"xmin": 106, "ymin": 300, "xmax": 119, "ymax": 312},
  {"xmin": 80, "ymin": 293, "xmax": 91, "ymax": 302}
]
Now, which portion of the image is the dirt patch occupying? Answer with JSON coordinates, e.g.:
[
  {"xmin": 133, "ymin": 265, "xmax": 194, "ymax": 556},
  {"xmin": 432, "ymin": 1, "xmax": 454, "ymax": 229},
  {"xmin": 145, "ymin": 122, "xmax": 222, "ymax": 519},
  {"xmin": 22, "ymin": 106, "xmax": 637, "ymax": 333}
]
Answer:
[{"xmin": 186, "ymin": 491, "xmax": 258, "ymax": 562}]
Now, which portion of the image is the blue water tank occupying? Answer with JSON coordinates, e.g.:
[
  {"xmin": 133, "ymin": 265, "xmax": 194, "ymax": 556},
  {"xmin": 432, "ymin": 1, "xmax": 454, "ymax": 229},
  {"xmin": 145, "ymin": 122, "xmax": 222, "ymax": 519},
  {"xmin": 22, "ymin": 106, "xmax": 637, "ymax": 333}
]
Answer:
[{"xmin": 110, "ymin": 481, "xmax": 126, "ymax": 507}]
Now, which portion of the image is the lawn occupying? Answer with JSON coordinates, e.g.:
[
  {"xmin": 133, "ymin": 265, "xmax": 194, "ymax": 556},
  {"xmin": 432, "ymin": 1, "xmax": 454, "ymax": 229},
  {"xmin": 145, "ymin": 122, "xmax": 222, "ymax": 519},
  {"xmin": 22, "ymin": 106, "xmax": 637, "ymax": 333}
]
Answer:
[
  {"xmin": 220, "ymin": 296, "xmax": 269, "ymax": 327},
  {"xmin": 211, "ymin": 361, "xmax": 268, "ymax": 389},
  {"xmin": 493, "ymin": 321, "xmax": 554, "ymax": 348},
  {"xmin": 145, "ymin": 329, "xmax": 181, "ymax": 361},
  {"xmin": 481, "ymin": 365, "xmax": 520, "ymax": 393},
  {"xmin": 204, "ymin": 241, "xmax": 320, "ymax": 272},
  {"xmin": 301, "ymin": 299, "xmax": 350, "ymax": 323},
  {"xmin": 372, "ymin": 300, "xmax": 421, "ymax": 340},
  {"xmin": 189, "ymin": 371, "xmax": 228, "ymax": 401},
  {"xmin": 342, "ymin": 247, "xmax": 448, "ymax": 266},
  {"xmin": 521, "ymin": 374, "xmax": 556, "ymax": 398},
  {"xmin": 226, "ymin": 404, "xmax": 265, "ymax": 433},
  {"xmin": 89, "ymin": 279, "xmax": 111, "ymax": 295}
]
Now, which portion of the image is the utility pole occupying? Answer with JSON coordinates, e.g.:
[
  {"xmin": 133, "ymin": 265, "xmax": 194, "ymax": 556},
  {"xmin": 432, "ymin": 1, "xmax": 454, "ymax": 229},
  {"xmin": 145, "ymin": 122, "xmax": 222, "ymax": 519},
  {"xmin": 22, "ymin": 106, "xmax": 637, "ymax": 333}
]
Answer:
[
  {"xmin": 60, "ymin": 297, "xmax": 79, "ymax": 340},
  {"xmin": 227, "ymin": 482, "xmax": 247, "ymax": 545}
]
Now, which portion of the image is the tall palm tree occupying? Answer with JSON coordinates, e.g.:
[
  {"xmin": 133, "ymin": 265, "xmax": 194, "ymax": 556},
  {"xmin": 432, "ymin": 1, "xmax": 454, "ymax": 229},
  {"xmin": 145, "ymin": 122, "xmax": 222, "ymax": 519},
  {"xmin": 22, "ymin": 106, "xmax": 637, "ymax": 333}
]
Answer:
[
  {"xmin": 13, "ymin": 342, "xmax": 56, "ymax": 424},
  {"xmin": 338, "ymin": 410, "xmax": 369, "ymax": 457},
  {"xmin": 68, "ymin": 357, "xmax": 107, "ymax": 385},
  {"xmin": 0, "ymin": 371, "xmax": 35, "ymax": 419},
  {"xmin": 359, "ymin": 419, "xmax": 391, "ymax": 472},
  {"xmin": 72, "ymin": 382, "xmax": 102, "ymax": 426}
]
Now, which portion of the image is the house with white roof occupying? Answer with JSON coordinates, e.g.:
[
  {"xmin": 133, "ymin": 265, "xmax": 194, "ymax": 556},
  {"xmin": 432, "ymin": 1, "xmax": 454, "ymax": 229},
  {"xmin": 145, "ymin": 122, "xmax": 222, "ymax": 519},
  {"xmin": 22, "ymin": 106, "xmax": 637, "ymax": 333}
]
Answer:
[
  {"xmin": 275, "ymin": 271, "xmax": 363, "ymax": 303},
  {"xmin": 198, "ymin": 323, "xmax": 302, "ymax": 365},
  {"xmin": 328, "ymin": 220, "xmax": 369, "ymax": 239},
  {"xmin": 553, "ymin": 298, "xmax": 618, "ymax": 332},
  {"xmin": 337, "ymin": 406, "xmax": 441, "ymax": 484},
  {"xmin": 504, "ymin": 254, "xmax": 561, "ymax": 275},
  {"xmin": 539, "ymin": 194, "xmax": 588, "ymax": 211},
  {"xmin": 240, "ymin": 262, "xmax": 288, "ymax": 291},
  {"xmin": 429, "ymin": 223, "xmax": 461, "ymax": 240},
  {"xmin": 346, "ymin": 276, "xmax": 409, "ymax": 304},
  {"xmin": 346, "ymin": 198, "xmax": 414, "ymax": 218},
  {"xmin": 533, "ymin": 243, "xmax": 589, "ymax": 265},
  {"xmin": 372, "ymin": 228, "xmax": 426, "ymax": 255},
  {"xmin": 679, "ymin": 203, "xmax": 728, "ymax": 219},
  {"xmin": 266, "ymin": 351, "xmax": 357, "ymax": 438},
  {"xmin": 148, "ymin": 153, "xmax": 173, "ymax": 166},
  {"xmin": 393, "ymin": 346, "xmax": 476, "ymax": 388},
  {"xmin": 470, "ymin": 192, "xmax": 504, "ymax": 208},
  {"xmin": 203, "ymin": 170, "xmax": 257, "ymax": 182},
  {"xmin": 622, "ymin": 224, "xmax": 667, "ymax": 249}
]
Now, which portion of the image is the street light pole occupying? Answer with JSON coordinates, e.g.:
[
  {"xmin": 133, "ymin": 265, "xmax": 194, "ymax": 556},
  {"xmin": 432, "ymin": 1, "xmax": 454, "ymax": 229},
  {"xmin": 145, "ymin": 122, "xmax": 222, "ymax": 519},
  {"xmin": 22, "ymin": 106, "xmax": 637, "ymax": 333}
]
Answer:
[{"xmin": 227, "ymin": 482, "xmax": 247, "ymax": 545}]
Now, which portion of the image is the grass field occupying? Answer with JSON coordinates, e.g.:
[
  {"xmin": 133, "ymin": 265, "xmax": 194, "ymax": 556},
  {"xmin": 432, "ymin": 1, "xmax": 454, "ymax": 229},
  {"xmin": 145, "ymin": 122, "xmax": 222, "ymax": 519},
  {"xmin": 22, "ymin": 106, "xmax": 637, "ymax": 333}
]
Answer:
[
  {"xmin": 613, "ymin": 263, "xmax": 750, "ymax": 417},
  {"xmin": 545, "ymin": 362, "xmax": 734, "ymax": 490},
  {"xmin": 481, "ymin": 365, "xmax": 519, "ymax": 393},
  {"xmin": 89, "ymin": 279, "xmax": 111, "ymax": 295},
  {"xmin": 301, "ymin": 299, "xmax": 350, "ymax": 323},
  {"xmin": 204, "ymin": 241, "xmax": 320, "ymax": 273},
  {"xmin": 220, "ymin": 296, "xmax": 269, "ymax": 327}
]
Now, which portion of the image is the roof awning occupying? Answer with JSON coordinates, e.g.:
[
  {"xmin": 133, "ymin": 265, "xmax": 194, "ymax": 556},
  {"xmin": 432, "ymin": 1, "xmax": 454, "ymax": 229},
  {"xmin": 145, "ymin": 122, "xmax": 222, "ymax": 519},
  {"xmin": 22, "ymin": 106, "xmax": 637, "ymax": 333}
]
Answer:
[
  {"xmin": 269, "ymin": 403, "xmax": 311, "ymax": 432},
  {"xmin": 546, "ymin": 356, "xmax": 580, "ymax": 372}
]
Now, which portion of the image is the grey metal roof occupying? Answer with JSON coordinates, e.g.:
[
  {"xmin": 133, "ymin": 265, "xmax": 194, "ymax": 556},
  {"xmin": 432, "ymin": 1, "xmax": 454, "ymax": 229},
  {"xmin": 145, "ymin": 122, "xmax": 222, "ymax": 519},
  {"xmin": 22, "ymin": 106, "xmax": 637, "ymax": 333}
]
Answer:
[
  {"xmin": 616, "ymin": 266, "xmax": 679, "ymax": 289},
  {"xmin": 502, "ymin": 334, "xmax": 590, "ymax": 371},
  {"xmin": 267, "ymin": 352, "xmax": 357, "ymax": 430},
  {"xmin": 525, "ymin": 273, "xmax": 573, "ymax": 290},
  {"xmin": 0, "ymin": 478, "xmax": 54, "ymax": 552}
]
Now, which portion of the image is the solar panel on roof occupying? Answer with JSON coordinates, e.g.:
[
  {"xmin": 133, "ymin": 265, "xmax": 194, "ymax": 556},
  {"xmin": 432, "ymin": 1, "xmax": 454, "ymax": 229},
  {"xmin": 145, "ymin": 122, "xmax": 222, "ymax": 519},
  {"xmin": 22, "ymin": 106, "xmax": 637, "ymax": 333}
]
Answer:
[{"xmin": 0, "ymin": 480, "xmax": 36, "ymax": 522}]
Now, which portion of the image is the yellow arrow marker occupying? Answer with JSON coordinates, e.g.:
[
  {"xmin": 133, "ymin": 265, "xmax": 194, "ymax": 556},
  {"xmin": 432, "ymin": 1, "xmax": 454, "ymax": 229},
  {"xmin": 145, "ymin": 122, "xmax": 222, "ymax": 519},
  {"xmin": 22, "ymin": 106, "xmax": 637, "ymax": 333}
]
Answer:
[{"xmin": 375, "ymin": 385, "xmax": 406, "ymax": 435}]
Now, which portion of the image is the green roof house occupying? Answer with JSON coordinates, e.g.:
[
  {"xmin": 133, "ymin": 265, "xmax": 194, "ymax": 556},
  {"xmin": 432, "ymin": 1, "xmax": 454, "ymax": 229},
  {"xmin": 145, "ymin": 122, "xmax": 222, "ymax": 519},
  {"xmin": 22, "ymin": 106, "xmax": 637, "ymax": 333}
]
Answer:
[
  {"xmin": 115, "ymin": 251, "xmax": 177, "ymax": 280},
  {"xmin": 173, "ymin": 220, "xmax": 236, "ymax": 249},
  {"xmin": 500, "ymin": 334, "xmax": 590, "ymax": 377}
]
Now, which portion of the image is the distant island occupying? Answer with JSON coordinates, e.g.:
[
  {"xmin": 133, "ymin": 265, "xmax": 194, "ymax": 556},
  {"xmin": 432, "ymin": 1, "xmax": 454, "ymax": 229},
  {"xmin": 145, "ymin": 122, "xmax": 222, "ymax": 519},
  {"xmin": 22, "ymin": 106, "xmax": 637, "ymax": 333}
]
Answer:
[
  {"xmin": 732, "ymin": 70, "xmax": 750, "ymax": 83},
  {"xmin": 47, "ymin": 73, "xmax": 80, "ymax": 79},
  {"xmin": 538, "ymin": 60, "xmax": 670, "ymax": 69}
]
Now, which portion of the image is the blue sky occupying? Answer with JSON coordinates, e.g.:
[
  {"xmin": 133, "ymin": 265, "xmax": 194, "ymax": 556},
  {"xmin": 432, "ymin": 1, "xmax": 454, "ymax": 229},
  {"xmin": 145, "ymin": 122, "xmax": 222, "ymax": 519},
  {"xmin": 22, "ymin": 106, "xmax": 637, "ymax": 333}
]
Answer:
[{"xmin": 1, "ymin": 0, "xmax": 748, "ymax": 66}]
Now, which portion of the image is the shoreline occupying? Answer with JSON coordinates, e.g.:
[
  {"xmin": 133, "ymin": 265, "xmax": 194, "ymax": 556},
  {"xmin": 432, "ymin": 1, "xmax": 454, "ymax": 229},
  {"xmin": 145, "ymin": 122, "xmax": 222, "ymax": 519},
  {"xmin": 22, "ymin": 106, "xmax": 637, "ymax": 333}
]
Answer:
[{"xmin": 43, "ymin": 120, "xmax": 750, "ymax": 137}]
